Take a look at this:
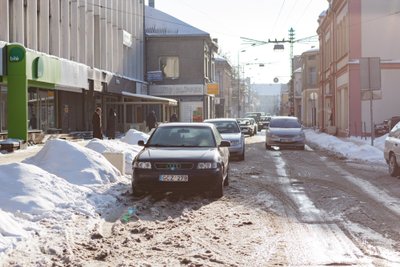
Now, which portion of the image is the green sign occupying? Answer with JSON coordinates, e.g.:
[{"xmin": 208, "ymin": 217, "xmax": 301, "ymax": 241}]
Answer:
[
  {"xmin": 34, "ymin": 57, "xmax": 44, "ymax": 78},
  {"xmin": 9, "ymin": 47, "xmax": 25, "ymax": 62},
  {"xmin": 7, "ymin": 44, "xmax": 28, "ymax": 141}
]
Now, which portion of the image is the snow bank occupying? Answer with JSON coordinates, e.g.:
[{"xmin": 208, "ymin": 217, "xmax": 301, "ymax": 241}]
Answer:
[
  {"xmin": 305, "ymin": 130, "xmax": 386, "ymax": 164},
  {"xmin": 85, "ymin": 139, "xmax": 142, "ymax": 174},
  {"xmin": 0, "ymin": 209, "xmax": 34, "ymax": 255},
  {"xmin": 23, "ymin": 139, "xmax": 121, "ymax": 185},
  {"xmin": 0, "ymin": 163, "xmax": 90, "ymax": 215},
  {"xmin": 120, "ymin": 129, "xmax": 149, "ymax": 145}
]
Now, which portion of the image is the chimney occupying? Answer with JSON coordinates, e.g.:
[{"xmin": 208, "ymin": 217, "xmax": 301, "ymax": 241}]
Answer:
[{"xmin": 149, "ymin": 0, "xmax": 155, "ymax": 8}]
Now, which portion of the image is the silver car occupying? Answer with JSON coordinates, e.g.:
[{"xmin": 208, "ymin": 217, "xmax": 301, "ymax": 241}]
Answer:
[
  {"xmin": 204, "ymin": 118, "xmax": 245, "ymax": 160},
  {"xmin": 265, "ymin": 116, "xmax": 305, "ymax": 150},
  {"xmin": 384, "ymin": 121, "xmax": 400, "ymax": 177},
  {"xmin": 237, "ymin": 118, "xmax": 254, "ymax": 136}
]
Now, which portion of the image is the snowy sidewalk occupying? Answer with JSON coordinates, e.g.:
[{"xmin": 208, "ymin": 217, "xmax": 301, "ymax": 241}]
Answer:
[{"xmin": 305, "ymin": 129, "xmax": 387, "ymax": 165}]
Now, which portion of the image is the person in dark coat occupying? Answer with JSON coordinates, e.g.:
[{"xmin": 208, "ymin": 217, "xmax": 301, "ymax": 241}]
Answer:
[
  {"xmin": 146, "ymin": 110, "xmax": 157, "ymax": 131},
  {"xmin": 107, "ymin": 108, "xmax": 117, "ymax": 139},
  {"xmin": 92, "ymin": 107, "xmax": 103, "ymax": 139},
  {"xmin": 29, "ymin": 113, "xmax": 37, "ymax": 129},
  {"xmin": 169, "ymin": 113, "xmax": 178, "ymax": 122}
]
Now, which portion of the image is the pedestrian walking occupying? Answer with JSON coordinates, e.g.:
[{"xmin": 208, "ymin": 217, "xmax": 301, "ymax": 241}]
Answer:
[
  {"xmin": 107, "ymin": 108, "xmax": 117, "ymax": 139},
  {"xmin": 92, "ymin": 107, "xmax": 103, "ymax": 139},
  {"xmin": 146, "ymin": 110, "xmax": 157, "ymax": 131},
  {"xmin": 169, "ymin": 113, "xmax": 178, "ymax": 122}
]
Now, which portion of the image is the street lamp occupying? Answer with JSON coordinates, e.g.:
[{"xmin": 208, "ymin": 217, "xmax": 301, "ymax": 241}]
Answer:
[{"xmin": 237, "ymin": 49, "xmax": 246, "ymax": 117}]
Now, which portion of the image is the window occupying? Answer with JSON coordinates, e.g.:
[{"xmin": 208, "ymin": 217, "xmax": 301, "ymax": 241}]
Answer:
[
  {"xmin": 308, "ymin": 67, "xmax": 317, "ymax": 87},
  {"xmin": 159, "ymin": 56, "xmax": 179, "ymax": 79}
]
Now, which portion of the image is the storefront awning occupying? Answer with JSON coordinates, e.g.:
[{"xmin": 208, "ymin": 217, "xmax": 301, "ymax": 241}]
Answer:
[{"xmin": 121, "ymin": 91, "xmax": 178, "ymax": 106}]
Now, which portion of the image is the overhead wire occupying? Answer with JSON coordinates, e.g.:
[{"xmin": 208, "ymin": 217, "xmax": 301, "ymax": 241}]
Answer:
[{"xmin": 270, "ymin": 0, "xmax": 287, "ymax": 37}]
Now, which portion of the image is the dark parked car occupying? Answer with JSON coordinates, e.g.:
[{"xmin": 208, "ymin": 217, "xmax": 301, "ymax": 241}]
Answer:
[
  {"xmin": 258, "ymin": 116, "xmax": 271, "ymax": 130},
  {"xmin": 204, "ymin": 118, "xmax": 245, "ymax": 160},
  {"xmin": 132, "ymin": 123, "xmax": 230, "ymax": 197},
  {"xmin": 384, "ymin": 121, "xmax": 400, "ymax": 177},
  {"xmin": 265, "ymin": 116, "xmax": 305, "ymax": 150}
]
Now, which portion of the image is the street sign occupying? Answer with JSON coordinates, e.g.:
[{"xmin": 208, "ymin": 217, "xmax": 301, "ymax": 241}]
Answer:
[
  {"xmin": 359, "ymin": 57, "xmax": 381, "ymax": 146},
  {"xmin": 147, "ymin": 70, "xmax": 163, "ymax": 82},
  {"xmin": 360, "ymin": 57, "xmax": 381, "ymax": 91}
]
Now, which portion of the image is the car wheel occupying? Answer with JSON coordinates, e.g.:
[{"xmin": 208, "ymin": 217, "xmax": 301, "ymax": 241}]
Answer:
[
  {"xmin": 239, "ymin": 148, "xmax": 245, "ymax": 161},
  {"xmin": 132, "ymin": 183, "xmax": 145, "ymax": 197},
  {"xmin": 388, "ymin": 153, "xmax": 400, "ymax": 177},
  {"xmin": 224, "ymin": 166, "xmax": 230, "ymax": 186},
  {"xmin": 212, "ymin": 177, "xmax": 224, "ymax": 198},
  {"xmin": 265, "ymin": 144, "xmax": 271, "ymax": 150}
]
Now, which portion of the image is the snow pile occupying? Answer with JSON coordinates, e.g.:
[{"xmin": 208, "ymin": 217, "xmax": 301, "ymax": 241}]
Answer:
[
  {"xmin": 120, "ymin": 129, "xmax": 149, "ymax": 145},
  {"xmin": 305, "ymin": 130, "xmax": 386, "ymax": 164},
  {"xmin": 0, "ymin": 209, "xmax": 35, "ymax": 256},
  {"xmin": 23, "ymin": 139, "xmax": 121, "ymax": 185},
  {"xmin": 85, "ymin": 139, "xmax": 142, "ymax": 174},
  {"xmin": 0, "ymin": 163, "xmax": 90, "ymax": 215}
]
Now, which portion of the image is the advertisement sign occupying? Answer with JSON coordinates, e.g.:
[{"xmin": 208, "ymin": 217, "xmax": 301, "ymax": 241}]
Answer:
[
  {"xmin": 207, "ymin": 83, "xmax": 219, "ymax": 95},
  {"xmin": 123, "ymin": 30, "xmax": 132, "ymax": 47},
  {"xmin": 9, "ymin": 46, "xmax": 25, "ymax": 62}
]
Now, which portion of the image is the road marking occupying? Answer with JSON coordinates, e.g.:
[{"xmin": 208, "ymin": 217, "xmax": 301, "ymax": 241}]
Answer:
[
  {"xmin": 320, "ymin": 157, "xmax": 400, "ymax": 217},
  {"xmin": 270, "ymin": 152, "xmax": 370, "ymax": 265}
]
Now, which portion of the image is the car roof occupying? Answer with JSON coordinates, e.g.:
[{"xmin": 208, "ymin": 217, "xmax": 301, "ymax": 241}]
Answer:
[
  {"xmin": 271, "ymin": 116, "xmax": 299, "ymax": 121},
  {"xmin": 158, "ymin": 122, "xmax": 215, "ymax": 128},
  {"xmin": 204, "ymin": 118, "xmax": 238, "ymax": 122}
]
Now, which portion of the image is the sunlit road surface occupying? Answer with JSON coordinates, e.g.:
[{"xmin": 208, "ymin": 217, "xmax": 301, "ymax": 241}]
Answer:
[
  {"xmin": 3, "ymin": 131, "xmax": 400, "ymax": 266},
  {"xmin": 239, "ymin": 131, "xmax": 400, "ymax": 266}
]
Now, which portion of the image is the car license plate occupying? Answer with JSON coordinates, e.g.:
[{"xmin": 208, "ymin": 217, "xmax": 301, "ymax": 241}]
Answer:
[
  {"xmin": 159, "ymin": 174, "xmax": 189, "ymax": 182},
  {"xmin": 280, "ymin": 138, "xmax": 292, "ymax": 143}
]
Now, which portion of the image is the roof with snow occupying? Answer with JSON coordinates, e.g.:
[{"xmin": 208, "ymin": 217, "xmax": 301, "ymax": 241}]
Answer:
[{"xmin": 145, "ymin": 6, "xmax": 209, "ymax": 37}]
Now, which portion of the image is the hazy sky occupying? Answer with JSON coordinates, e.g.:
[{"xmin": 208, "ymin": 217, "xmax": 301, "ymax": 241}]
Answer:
[{"xmin": 147, "ymin": 0, "xmax": 329, "ymax": 84}]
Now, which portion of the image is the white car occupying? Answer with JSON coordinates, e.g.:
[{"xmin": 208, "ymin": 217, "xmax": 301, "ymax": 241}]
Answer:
[
  {"xmin": 384, "ymin": 121, "xmax": 400, "ymax": 177},
  {"xmin": 237, "ymin": 118, "xmax": 254, "ymax": 136}
]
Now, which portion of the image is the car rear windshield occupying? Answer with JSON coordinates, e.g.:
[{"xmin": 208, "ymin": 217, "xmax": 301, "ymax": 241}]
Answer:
[
  {"xmin": 269, "ymin": 119, "xmax": 301, "ymax": 128},
  {"xmin": 148, "ymin": 126, "xmax": 216, "ymax": 147},
  {"xmin": 208, "ymin": 121, "xmax": 240, "ymax": 134}
]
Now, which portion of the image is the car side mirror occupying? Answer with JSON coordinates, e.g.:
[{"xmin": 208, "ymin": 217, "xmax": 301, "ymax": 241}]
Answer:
[
  {"xmin": 220, "ymin": 140, "xmax": 231, "ymax": 147},
  {"xmin": 138, "ymin": 140, "xmax": 145, "ymax": 146}
]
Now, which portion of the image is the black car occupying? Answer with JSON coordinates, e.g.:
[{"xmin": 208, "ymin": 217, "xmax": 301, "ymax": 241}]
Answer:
[
  {"xmin": 132, "ymin": 123, "xmax": 230, "ymax": 198},
  {"xmin": 258, "ymin": 116, "xmax": 271, "ymax": 130}
]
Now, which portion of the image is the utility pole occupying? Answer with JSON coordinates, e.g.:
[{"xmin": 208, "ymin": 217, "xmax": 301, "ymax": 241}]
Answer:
[{"xmin": 241, "ymin": 28, "xmax": 296, "ymax": 115}]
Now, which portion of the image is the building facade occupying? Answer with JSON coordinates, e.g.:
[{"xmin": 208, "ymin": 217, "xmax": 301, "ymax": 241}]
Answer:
[
  {"xmin": 145, "ymin": 6, "xmax": 218, "ymax": 122},
  {"xmin": 215, "ymin": 56, "xmax": 233, "ymax": 118},
  {"xmin": 293, "ymin": 67, "xmax": 302, "ymax": 120},
  {"xmin": 318, "ymin": 0, "xmax": 400, "ymax": 136},
  {"xmin": 301, "ymin": 49, "xmax": 320, "ymax": 127},
  {"xmin": 0, "ymin": 0, "xmax": 175, "ymax": 140}
]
